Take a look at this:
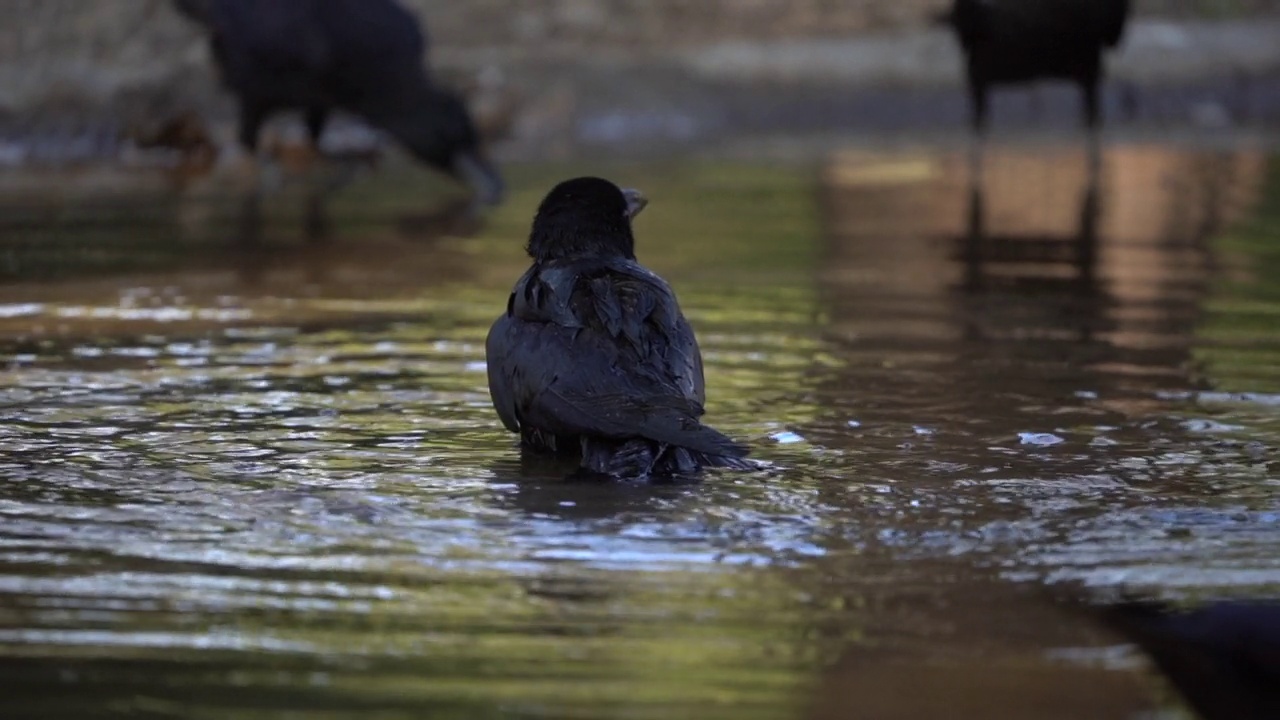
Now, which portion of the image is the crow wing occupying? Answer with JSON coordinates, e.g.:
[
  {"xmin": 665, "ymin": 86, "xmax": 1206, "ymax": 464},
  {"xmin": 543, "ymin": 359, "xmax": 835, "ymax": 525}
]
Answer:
[
  {"xmin": 959, "ymin": 0, "xmax": 1128, "ymax": 49},
  {"xmin": 1097, "ymin": 0, "xmax": 1132, "ymax": 48},
  {"xmin": 207, "ymin": 0, "xmax": 331, "ymax": 83},
  {"xmin": 486, "ymin": 258, "xmax": 742, "ymax": 458},
  {"xmin": 485, "ymin": 306, "xmax": 523, "ymax": 436},
  {"xmin": 206, "ymin": 0, "xmax": 427, "ymax": 98}
]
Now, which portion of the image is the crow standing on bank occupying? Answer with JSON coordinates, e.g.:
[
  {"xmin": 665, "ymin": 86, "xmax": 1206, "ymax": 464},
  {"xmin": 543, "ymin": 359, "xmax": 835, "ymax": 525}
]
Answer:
[
  {"xmin": 941, "ymin": 0, "xmax": 1131, "ymax": 132},
  {"xmin": 486, "ymin": 177, "xmax": 753, "ymax": 479},
  {"xmin": 173, "ymin": 0, "xmax": 503, "ymax": 203}
]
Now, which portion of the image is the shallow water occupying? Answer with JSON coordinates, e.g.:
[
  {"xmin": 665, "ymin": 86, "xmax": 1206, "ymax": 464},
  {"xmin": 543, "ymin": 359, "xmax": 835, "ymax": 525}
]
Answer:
[{"xmin": 0, "ymin": 143, "xmax": 1278, "ymax": 719}]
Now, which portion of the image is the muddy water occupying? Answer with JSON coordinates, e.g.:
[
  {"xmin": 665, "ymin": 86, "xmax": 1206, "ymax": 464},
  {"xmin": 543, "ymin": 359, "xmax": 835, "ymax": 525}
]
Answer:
[{"xmin": 0, "ymin": 145, "xmax": 1278, "ymax": 719}]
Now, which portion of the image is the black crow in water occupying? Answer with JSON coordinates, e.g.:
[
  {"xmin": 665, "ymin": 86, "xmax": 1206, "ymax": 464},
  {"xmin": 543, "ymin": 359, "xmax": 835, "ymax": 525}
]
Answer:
[
  {"xmin": 1095, "ymin": 600, "xmax": 1280, "ymax": 720},
  {"xmin": 174, "ymin": 0, "xmax": 503, "ymax": 203},
  {"xmin": 941, "ymin": 0, "xmax": 1131, "ymax": 132},
  {"xmin": 485, "ymin": 177, "xmax": 752, "ymax": 480}
]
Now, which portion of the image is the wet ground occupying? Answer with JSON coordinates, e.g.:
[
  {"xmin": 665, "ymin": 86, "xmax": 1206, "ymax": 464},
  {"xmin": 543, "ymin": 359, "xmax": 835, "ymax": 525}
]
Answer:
[{"xmin": 0, "ymin": 139, "xmax": 1279, "ymax": 719}]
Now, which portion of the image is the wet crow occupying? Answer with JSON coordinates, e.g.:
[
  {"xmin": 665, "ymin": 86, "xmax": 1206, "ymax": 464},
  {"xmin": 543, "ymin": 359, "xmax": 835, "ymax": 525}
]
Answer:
[
  {"xmin": 486, "ymin": 177, "xmax": 752, "ymax": 479},
  {"xmin": 175, "ymin": 0, "xmax": 503, "ymax": 203},
  {"xmin": 1096, "ymin": 600, "xmax": 1280, "ymax": 720},
  {"xmin": 941, "ymin": 0, "xmax": 1131, "ymax": 132}
]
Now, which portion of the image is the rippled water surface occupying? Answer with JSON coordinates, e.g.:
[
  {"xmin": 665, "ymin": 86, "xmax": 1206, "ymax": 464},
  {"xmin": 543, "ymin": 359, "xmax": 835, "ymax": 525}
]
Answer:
[{"xmin": 1, "ymin": 144, "xmax": 1279, "ymax": 719}]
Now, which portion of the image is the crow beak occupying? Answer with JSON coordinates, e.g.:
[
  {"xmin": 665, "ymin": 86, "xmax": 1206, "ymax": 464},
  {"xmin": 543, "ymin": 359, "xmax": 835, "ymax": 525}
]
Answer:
[
  {"xmin": 452, "ymin": 152, "xmax": 505, "ymax": 206},
  {"xmin": 622, "ymin": 188, "xmax": 648, "ymax": 220}
]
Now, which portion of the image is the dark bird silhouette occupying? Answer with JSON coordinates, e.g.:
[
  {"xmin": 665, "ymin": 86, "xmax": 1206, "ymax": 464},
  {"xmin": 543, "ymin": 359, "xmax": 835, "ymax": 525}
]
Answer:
[
  {"xmin": 1094, "ymin": 599, "xmax": 1280, "ymax": 720},
  {"xmin": 485, "ymin": 177, "xmax": 752, "ymax": 480},
  {"xmin": 940, "ymin": 0, "xmax": 1132, "ymax": 133},
  {"xmin": 173, "ymin": 0, "xmax": 503, "ymax": 203}
]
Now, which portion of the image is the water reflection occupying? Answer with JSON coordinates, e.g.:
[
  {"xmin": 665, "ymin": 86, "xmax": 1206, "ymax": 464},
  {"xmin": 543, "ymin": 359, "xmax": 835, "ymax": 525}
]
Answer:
[
  {"xmin": 487, "ymin": 454, "xmax": 707, "ymax": 522},
  {"xmin": 808, "ymin": 573, "xmax": 1154, "ymax": 720},
  {"xmin": 825, "ymin": 145, "xmax": 1262, "ymax": 358},
  {"xmin": 813, "ymin": 143, "xmax": 1271, "ymax": 455},
  {"xmin": 0, "ymin": 165, "xmax": 484, "ymax": 283},
  {"xmin": 0, "ymin": 147, "xmax": 1279, "ymax": 719},
  {"xmin": 801, "ymin": 142, "xmax": 1278, "ymax": 718},
  {"xmin": 959, "ymin": 150, "xmax": 1101, "ymax": 296}
]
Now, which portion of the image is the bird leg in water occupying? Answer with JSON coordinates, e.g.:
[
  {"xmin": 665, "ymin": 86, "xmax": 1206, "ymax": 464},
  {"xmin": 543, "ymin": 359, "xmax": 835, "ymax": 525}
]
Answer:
[
  {"xmin": 966, "ymin": 133, "xmax": 985, "ymax": 189},
  {"xmin": 255, "ymin": 151, "xmax": 285, "ymax": 196},
  {"xmin": 230, "ymin": 149, "xmax": 280, "ymax": 247},
  {"xmin": 1081, "ymin": 78, "xmax": 1101, "ymax": 133},
  {"xmin": 645, "ymin": 443, "xmax": 673, "ymax": 478},
  {"xmin": 1086, "ymin": 134, "xmax": 1102, "ymax": 178},
  {"xmin": 302, "ymin": 106, "xmax": 367, "ymax": 194},
  {"xmin": 316, "ymin": 153, "xmax": 373, "ymax": 194},
  {"xmin": 237, "ymin": 191, "xmax": 263, "ymax": 247},
  {"xmin": 304, "ymin": 188, "xmax": 331, "ymax": 243},
  {"xmin": 234, "ymin": 102, "xmax": 285, "ymax": 197}
]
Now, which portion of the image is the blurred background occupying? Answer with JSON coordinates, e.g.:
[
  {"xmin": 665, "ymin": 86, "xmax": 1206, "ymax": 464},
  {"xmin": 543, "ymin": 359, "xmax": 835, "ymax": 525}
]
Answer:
[
  {"xmin": 1, "ymin": 2, "xmax": 1280, "ymax": 720},
  {"xmin": 2, "ymin": 0, "xmax": 1280, "ymax": 160}
]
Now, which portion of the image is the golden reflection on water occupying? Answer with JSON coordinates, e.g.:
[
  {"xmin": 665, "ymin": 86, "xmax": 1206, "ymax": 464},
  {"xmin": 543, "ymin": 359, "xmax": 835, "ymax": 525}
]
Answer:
[{"xmin": 819, "ymin": 143, "xmax": 1269, "ymax": 411}]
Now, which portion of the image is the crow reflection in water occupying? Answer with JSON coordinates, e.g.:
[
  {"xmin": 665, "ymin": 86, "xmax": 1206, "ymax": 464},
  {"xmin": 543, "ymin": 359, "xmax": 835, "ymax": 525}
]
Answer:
[
  {"xmin": 174, "ymin": 0, "xmax": 503, "ymax": 203},
  {"xmin": 486, "ymin": 177, "xmax": 753, "ymax": 480}
]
